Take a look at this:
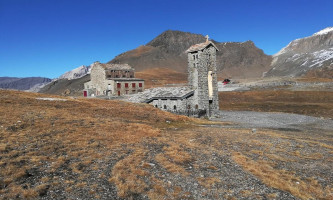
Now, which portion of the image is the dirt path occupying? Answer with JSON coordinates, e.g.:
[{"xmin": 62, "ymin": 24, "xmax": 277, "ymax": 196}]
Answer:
[{"xmin": 213, "ymin": 111, "xmax": 333, "ymax": 132}]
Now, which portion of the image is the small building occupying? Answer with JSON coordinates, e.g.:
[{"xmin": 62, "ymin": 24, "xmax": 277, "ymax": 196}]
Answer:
[{"xmin": 83, "ymin": 62, "xmax": 144, "ymax": 97}]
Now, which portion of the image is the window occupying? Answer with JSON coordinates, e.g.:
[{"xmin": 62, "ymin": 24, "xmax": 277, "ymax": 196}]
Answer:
[
  {"xmin": 173, "ymin": 105, "xmax": 176, "ymax": 110},
  {"xmin": 115, "ymin": 75, "xmax": 119, "ymax": 78},
  {"xmin": 139, "ymin": 83, "xmax": 142, "ymax": 87},
  {"xmin": 155, "ymin": 105, "xmax": 158, "ymax": 108},
  {"xmin": 164, "ymin": 105, "xmax": 167, "ymax": 109},
  {"xmin": 196, "ymin": 54, "xmax": 198, "ymax": 59},
  {"xmin": 125, "ymin": 83, "xmax": 129, "ymax": 88},
  {"xmin": 123, "ymin": 75, "xmax": 126, "ymax": 77},
  {"xmin": 117, "ymin": 83, "xmax": 121, "ymax": 88},
  {"xmin": 187, "ymin": 105, "xmax": 191, "ymax": 109},
  {"xmin": 195, "ymin": 104, "xmax": 198, "ymax": 109},
  {"xmin": 117, "ymin": 91, "xmax": 120, "ymax": 96},
  {"xmin": 130, "ymin": 75, "xmax": 134, "ymax": 78},
  {"xmin": 193, "ymin": 55, "xmax": 195, "ymax": 60},
  {"xmin": 132, "ymin": 90, "xmax": 136, "ymax": 93},
  {"xmin": 125, "ymin": 90, "xmax": 128, "ymax": 94},
  {"xmin": 132, "ymin": 83, "xmax": 136, "ymax": 88}
]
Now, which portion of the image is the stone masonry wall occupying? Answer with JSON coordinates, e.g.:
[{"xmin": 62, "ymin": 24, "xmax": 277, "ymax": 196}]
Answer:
[{"xmin": 187, "ymin": 44, "xmax": 219, "ymax": 117}]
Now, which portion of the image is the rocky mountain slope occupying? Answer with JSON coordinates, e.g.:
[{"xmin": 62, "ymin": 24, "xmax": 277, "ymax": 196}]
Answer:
[
  {"xmin": 38, "ymin": 64, "xmax": 92, "ymax": 95},
  {"xmin": 0, "ymin": 77, "xmax": 51, "ymax": 90},
  {"xmin": 39, "ymin": 74, "xmax": 90, "ymax": 96},
  {"xmin": 266, "ymin": 27, "xmax": 333, "ymax": 77},
  {"xmin": 59, "ymin": 65, "xmax": 91, "ymax": 80},
  {"xmin": 109, "ymin": 30, "xmax": 272, "ymax": 78}
]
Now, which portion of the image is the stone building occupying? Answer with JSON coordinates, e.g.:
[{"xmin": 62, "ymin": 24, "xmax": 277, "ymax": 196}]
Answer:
[
  {"xmin": 128, "ymin": 37, "xmax": 220, "ymax": 117},
  {"xmin": 83, "ymin": 62, "xmax": 144, "ymax": 97},
  {"xmin": 186, "ymin": 37, "xmax": 219, "ymax": 117}
]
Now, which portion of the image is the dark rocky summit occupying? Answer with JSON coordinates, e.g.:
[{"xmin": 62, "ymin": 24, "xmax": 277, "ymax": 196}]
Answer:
[{"xmin": 109, "ymin": 30, "xmax": 272, "ymax": 78}]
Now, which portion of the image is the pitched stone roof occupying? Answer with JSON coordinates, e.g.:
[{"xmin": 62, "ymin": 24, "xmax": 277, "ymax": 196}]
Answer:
[
  {"xmin": 127, "ymin": 87, "xmax": 194, "ymax": 103},
  {"xmin": 95, "ymin": 62, "xmax": 134, "ymax": 71},
  {"xmin": 186, "ymin": 41, "xmax": 219, "ymax": 53}
]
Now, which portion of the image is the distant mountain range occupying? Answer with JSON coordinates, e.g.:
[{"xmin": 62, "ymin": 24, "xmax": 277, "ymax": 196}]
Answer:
[
  {"xmin": 2, "ymin": 28, "xmax": 332, "ymax": 93},
  {"xmin": 0, "ymin": 77, "xmax": 51, "ymax": 91}
]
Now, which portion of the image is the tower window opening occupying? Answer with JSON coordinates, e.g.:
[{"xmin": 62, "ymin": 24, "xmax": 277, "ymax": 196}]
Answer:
[
  {"xmin": 173, "ymin": 105, "xmax": 177, "ymax": 110},
  {"xmin": 164, "ymin": 105, "xmax": 167, "ymax": 109}
]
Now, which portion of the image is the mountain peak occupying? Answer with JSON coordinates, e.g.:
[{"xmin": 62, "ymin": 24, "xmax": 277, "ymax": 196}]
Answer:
[
  {"xmin": 313, "ymin": 27, "xmax": 333, "ymax": 36},
  {"xmin": 147, "ymin": 30, "xmax": 205, "ymax": 48}
]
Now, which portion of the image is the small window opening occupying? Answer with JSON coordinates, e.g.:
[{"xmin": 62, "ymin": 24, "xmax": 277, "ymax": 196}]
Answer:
[
  {"xmin": 155, "ymin": 105, "xmax": 158, "ymax": 108},
  {"xmin": 195, "ymin": 104, "xmax": 198, "ymax": 109},
  {"xmin": 187, "ymin": 105, "xmax": 191, "ymax": 109},
  {"xmin": 173, "ymin": 105, "xmax": 177, "ymax": 110},
  {"xmin": 164, "ymin": 105, "xmax": 167, "ymax": 109}
]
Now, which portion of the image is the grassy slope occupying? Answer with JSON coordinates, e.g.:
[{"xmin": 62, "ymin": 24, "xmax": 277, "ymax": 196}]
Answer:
[
  {"xmin": 219, "ymin": 90, "xmax": 333, "ymax": 118},
  {"xmin": 0, "ymin": 90, "xmax": 332, "ymax": 199},
  {"xmin": 135, "ymin": 67, "xmax": 187, "ymax": 88}
]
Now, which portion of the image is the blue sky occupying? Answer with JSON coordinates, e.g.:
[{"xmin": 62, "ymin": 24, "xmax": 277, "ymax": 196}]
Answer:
[{"xmin": 0, "ymin": 0, "xmax": 332, "ymax": 78}]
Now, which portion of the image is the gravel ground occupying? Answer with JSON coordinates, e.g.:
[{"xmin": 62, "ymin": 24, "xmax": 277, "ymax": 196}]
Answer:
[{"xmin": 213, "ymin": 111, "xmax": 333, "ymax": 132}]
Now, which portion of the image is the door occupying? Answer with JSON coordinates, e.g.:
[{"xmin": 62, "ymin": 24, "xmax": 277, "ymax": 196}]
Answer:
[{"xmin": 83, "ymin": 91, "xmax": 87, "ymax": 97}]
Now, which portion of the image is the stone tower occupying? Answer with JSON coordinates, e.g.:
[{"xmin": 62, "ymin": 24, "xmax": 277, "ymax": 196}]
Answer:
[{"xmin": 186, "ymin": 37, "xmax": 219, "ymax": 117}]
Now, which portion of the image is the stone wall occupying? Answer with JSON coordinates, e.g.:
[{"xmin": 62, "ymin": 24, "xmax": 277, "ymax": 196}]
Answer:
[{"xmin": 149, "ymin": 95, "xmax": 195, "ymax": 112}]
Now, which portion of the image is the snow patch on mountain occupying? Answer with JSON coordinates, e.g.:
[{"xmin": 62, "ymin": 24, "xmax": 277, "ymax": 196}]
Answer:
[
  {"xmin": 59, "ymin": 65, "xmax": 91, "ymax": 80},
  {"xmin": 313, "ymin": 27, "xmax": 333, "ymax": 36},
  {"xmin": 309, "ymin": 47, "xmax": 333, "ymax": 68}
]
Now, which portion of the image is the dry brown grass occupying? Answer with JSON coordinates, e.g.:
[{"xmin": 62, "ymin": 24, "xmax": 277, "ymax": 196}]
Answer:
[
  {"xmin": 232, "ymin": 152, "xmax": 332, "ymax": 199},
  {"xmin": 0, "ymin": 90, "xmax": 190, "ymax": 199},
  {"xmin": 136, "ymin": 67, "xmax": 187, "ymax": 88},
  {"xmin": 219, "ymin": 90, "xmax": 333, "ymax": 118},
  {"xmin": 109, "ymin": 149, "xmax": 149, "ymax": 198},
  {"xmin": 0, "ymin": 90, "xmax": 332, "ymax": 199}
]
